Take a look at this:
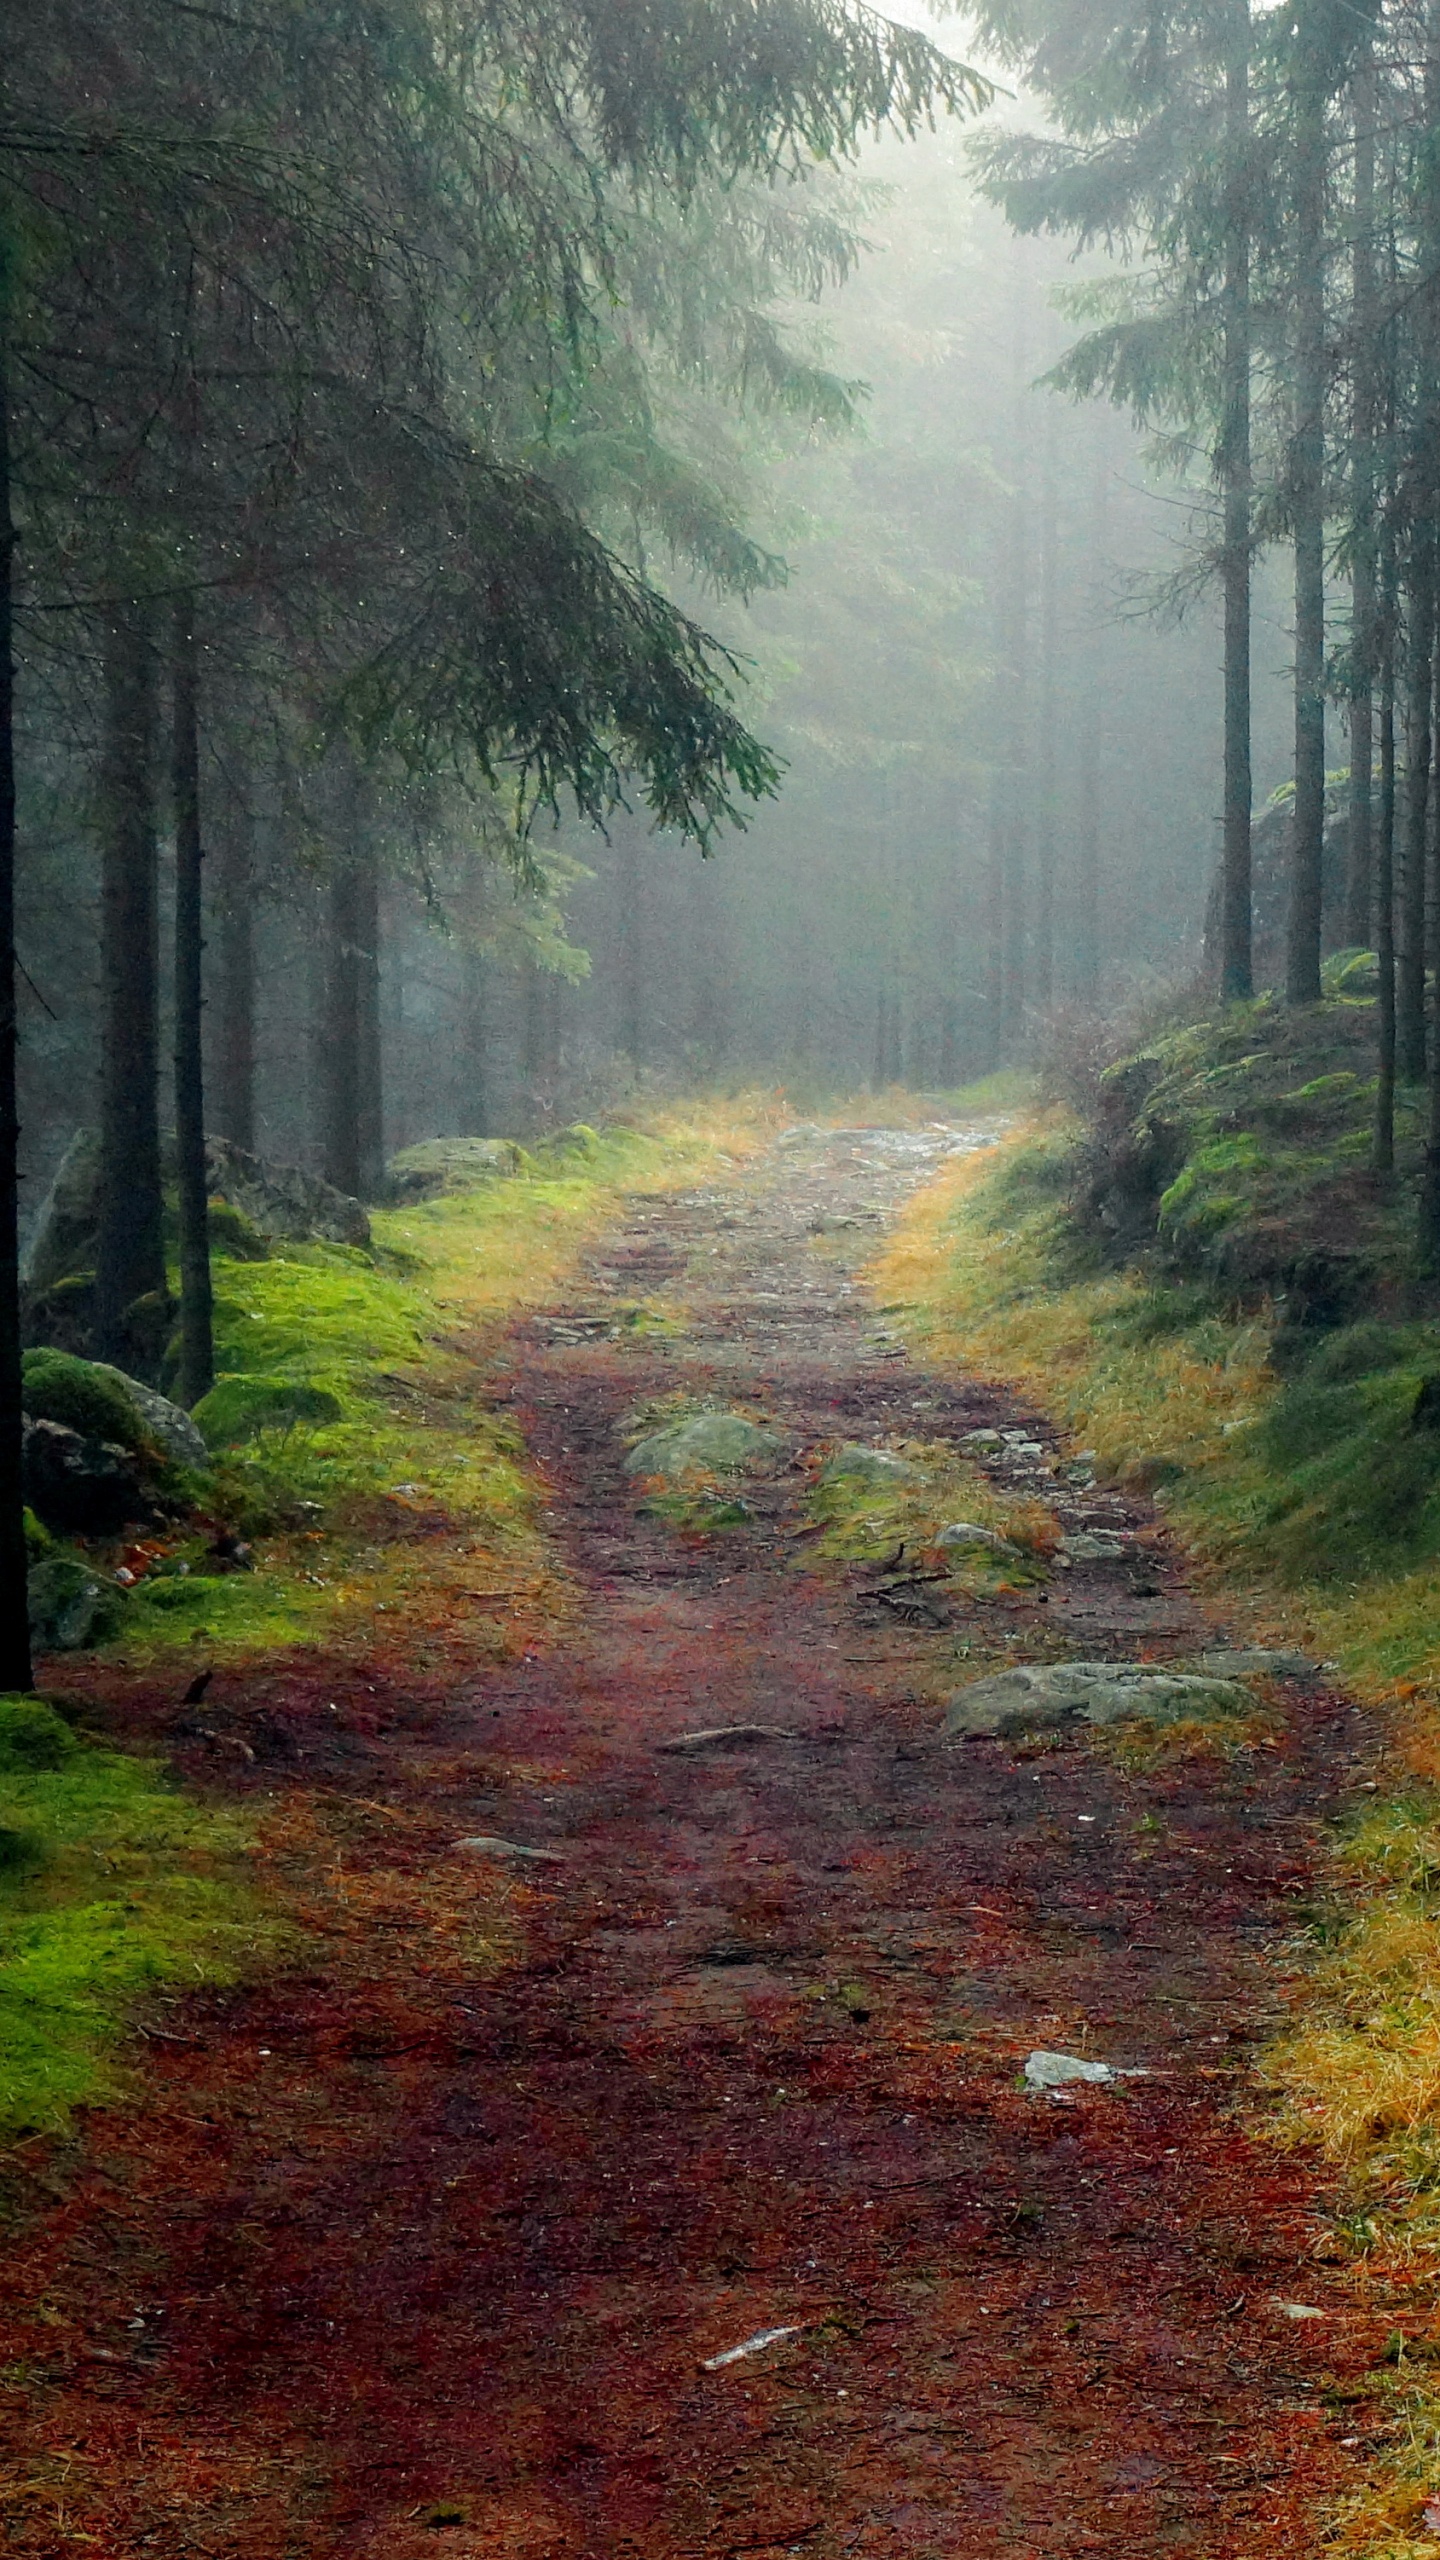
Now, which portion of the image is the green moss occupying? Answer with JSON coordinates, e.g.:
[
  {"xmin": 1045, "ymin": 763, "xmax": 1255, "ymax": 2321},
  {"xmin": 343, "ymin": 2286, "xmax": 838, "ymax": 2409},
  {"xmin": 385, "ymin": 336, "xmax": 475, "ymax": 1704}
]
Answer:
[
  {"xmin": 206, "ymin": 1198, "xmax": 270, "ymax": 1261},
  {"xmin": 194, "ymin": 1374, "xmax": 347, "ymax": 1448},
  {"xmin": 20, "ymin": 1350, "xmax": 146, "ymax": 1451},
  {"xmin": 0, "ymin": 1706, "xmax": 269, "ymax": 2137}
]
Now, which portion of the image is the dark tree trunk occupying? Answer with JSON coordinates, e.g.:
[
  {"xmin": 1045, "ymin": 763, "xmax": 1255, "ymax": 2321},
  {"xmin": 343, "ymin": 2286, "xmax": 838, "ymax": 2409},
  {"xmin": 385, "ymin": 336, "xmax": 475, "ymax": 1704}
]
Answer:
[
  {"xmin": 462, "ymin": 946, "xmax": 489, "ymax": 1135},
  {"xmin": 0, "ymin": 243, "xmax": 31, "ymax": 1689},
  {"xmin": 1073, "ymin": 449, "xmax": 1106, "ymax": 1005},
  {"xmin": 983, "ymin": 779, "xmax": 1004, "ymax": 1067},
  {"xmin": 94, "ymin": 603, "xmax": 166, "ymax": 1364},
  {"xmin": 1286, "ymin": 32, "xmax": 1328, "ymax": 1007},
  {"xmin": 617, "ymin": 822, "xmax": 643, "ymax": 1071},
  {"xmin": 171, "ymin": 599, "xmax": 213, "ymax": 1408},
  {"xmin": 212, "ymin": 807, "xmax": 256, "ymax": 1152},
  {"xmin": 322, "ymin": 844, "xmax": 382, "ymax": 1200},
  {"xmin": 1399, "ymin": 549, "xmax": 1433, "ymax": 1082},
  {"xmin": 1346, "ymin": 39, "xmax": 1378, "ymax": 948},
  {"xmin": 356, "ymin": 858, "xmax": 382, "ymax": 1191},
  {"xmin": 1033, "ymin": 408, "xmax": 1057, "ymax": 1016},
  {"xmin": 1219, "ymin": 5, "xmax": 1253, "ymax": 1000},
  {"xmin": 1375, "ymin": 513, "xmax": 1398, "ymax": 1171}
]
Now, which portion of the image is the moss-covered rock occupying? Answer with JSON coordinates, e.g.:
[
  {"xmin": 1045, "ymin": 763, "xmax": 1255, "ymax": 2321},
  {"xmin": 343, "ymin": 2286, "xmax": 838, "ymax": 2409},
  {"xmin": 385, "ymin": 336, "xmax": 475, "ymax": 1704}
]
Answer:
[
  {"xmin": 193, "ymin": 1372, "xmax": 346, "ymax": 1448},
  {"xmin": 0, "ymin": 1697, "xmax": 79, "ymax": 1771},
  {"xmin": 624, "ymin": 1408, "xmax": 787, "ymax": 1479},
  {"xmin": 21, "ymin": 1350, "xmax": 144, "ymax": 1451},
  {"xmin": 27, "ymin": 1555, "xmax": 124, "ymax": 1652},
  {"xmin": 384, "ymin": 1136, "xmax": 529, "ymax": 1200}
]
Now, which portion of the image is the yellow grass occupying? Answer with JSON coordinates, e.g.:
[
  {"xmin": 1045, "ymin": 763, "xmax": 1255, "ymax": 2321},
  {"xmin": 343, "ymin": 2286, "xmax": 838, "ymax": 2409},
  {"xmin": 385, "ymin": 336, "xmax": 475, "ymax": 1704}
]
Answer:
[{"xmin": 872, "ymin": 1117, "xmax": 1440, "ymax": 2552}]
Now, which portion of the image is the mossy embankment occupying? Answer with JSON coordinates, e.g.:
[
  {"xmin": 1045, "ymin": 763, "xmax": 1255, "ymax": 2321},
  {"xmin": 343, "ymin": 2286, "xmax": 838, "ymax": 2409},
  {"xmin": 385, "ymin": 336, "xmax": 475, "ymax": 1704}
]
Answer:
[
  {"xmin": 875, "ymin": 999, "xmax": 1440, "ymax": 2553},
  {"xmin": 6, "ymin": 1105, "xmax": 768, "ymax": 2151},
  {"xmin": 79, "ymin": 1107, "xmax": 770, "ymax": 1663}
]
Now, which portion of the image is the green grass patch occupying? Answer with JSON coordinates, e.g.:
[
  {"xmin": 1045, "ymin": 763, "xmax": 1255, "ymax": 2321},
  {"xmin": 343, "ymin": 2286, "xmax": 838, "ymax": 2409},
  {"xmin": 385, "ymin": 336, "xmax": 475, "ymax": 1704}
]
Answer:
[
  {"xmin": 90, "ymin": 1103, "xmax": 776, "ymax": 1663},
  {"xmin": 0, "ymin": 1696, "xmax": 268, "ymax": 2139}
]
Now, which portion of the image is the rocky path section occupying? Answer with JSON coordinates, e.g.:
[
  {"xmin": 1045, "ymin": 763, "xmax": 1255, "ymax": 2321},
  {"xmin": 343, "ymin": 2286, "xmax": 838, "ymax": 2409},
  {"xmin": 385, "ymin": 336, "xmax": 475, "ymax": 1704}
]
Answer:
[{"xmin": 0, "ymin": 1119, "xmax": 1388, "ymax": 2557}]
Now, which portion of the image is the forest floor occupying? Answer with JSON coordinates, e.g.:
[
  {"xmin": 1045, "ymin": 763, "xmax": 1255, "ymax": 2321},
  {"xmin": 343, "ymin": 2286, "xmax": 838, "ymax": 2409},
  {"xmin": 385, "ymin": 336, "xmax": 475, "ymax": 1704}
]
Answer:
[{"xmin": 0, "ymin": 1114, "xmax": 1406, "ymax": 2557}]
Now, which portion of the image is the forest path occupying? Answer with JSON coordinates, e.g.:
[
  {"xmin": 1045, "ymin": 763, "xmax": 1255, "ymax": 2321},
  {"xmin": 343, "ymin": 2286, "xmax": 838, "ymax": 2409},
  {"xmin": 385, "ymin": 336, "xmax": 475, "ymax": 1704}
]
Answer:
[{"xmin": 4, "ymin": 1118, "xmax": 1388, "ymax": 2556}]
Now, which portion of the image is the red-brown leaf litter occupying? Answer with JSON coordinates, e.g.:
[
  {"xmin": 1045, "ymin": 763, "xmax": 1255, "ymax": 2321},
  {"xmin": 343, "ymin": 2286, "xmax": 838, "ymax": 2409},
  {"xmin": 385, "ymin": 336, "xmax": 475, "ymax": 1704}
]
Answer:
[{"xmin": 0, "ymin": 1126, "xmax": 1396, "ymax": 2554}]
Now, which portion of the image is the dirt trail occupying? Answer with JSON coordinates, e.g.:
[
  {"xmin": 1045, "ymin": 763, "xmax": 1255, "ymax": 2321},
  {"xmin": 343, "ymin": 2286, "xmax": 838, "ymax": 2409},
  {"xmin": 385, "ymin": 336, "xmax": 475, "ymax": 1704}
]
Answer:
[{"xmin": 1, "ymin": 1120, "xmax": 1392, "ymax": 2556}]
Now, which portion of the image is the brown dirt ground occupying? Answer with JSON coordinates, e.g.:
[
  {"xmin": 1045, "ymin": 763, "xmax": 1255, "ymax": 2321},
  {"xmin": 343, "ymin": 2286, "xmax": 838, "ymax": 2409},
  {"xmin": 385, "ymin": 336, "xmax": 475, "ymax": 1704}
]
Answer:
[{"xmin": 0, "ymin": 1121, "xmax": 1401, "ymax": 2556}]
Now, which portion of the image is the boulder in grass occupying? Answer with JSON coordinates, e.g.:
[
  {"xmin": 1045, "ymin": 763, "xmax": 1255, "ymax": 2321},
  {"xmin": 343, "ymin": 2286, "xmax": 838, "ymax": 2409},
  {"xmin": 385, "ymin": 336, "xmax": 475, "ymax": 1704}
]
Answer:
[
  {"xmin": 819, "ymin": 1444, "xmax": 925, "ymax": 1490},
  {"xmin": 192, "ymin": 1373, "xmax": 345, "ymax": 1449},
  {"xmin": 624, "ymin": 1409, "xmax": 787, "ymax": 1480},
  {"xmin": 944, "ymin": 1659, "xmax": 1253, "ymax": 1741},
  {"xmin": 384, "ymin": 1136, "xmax": 529, "ymax": 1201},
  {"xmin": 21, "ymin": 1130, "xmax": 368, "ymax": 1308},
  {"xmin": 27, "ymin": 1553, "xmax": 125, "ymax": 1652},
  {"xmin": 87, "ymin": 1367, "xmax": 209, "ymax": 1469},
  {"xmin": 23, "ymin": 1420, "xmax": 153, "ymax": 1536}
]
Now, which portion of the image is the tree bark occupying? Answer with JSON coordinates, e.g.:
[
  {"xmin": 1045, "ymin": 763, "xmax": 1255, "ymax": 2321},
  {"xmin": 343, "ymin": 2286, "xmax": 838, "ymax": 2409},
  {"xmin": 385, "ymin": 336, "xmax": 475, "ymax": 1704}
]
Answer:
[
  {"xmin": 0, "ymin": 235, "xmax": 32, "ymax": 1689},
  {"xmin": 1033, "ymin": 406, "xmax": 1057, "ymax": 1016},
  {"xmin": 322, "ymin": 841, "xmax": 383, "ymax": 1200},
  {"xmin": 1219, "ymin": 3, "xmax": 1253, "ymax": 1000},
  {"xmin": 171, "ymin": 598, "xmax": 213, "ymax": 1407},
  {"xmin": 1346, "ymin": 36, "xmax": 1378, "ymax": 948},
  {"xmin": 1399, "ymin": 545, "xmax": 1433, "ymax": 1082},
  {"xmin": 1375, "ymin": 509, "xmax": 1398, "ymax": 1170},
  {"xmin": 1286, "ymin": 21, "xmax": 1328, "ymax": 1007},
  {"xmin": 461, "ymin": 945, "xmax": 489, "ymax": 1135},
  {"xmin": 94, "ymin": 603, "xmax": 166, "ymax": 1364},
  {"xmin": 617, "ymin": 821, "xmax": 643, "ymax": 1072},
  {"xmin": 212, "ymin": 808, "xmax": 256, "ymax": 1152},
  {"xmin": 1073, "ymin": 447, "xmax": 1106, "ymax": 1006}
]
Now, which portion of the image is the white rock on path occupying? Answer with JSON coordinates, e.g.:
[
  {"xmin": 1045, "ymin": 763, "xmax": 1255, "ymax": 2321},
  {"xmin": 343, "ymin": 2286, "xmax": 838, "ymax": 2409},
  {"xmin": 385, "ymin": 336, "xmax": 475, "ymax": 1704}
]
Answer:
[{"xmin": 945, "ymin": 1660, "xmax": 1253, "ymax": 1740}]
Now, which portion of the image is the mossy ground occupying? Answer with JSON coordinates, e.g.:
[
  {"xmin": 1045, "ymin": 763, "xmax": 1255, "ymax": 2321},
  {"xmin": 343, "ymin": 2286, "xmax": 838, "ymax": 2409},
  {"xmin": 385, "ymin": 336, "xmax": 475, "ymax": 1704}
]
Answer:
[
  {"xmin": 104, "ymin": 1105, "xmax": 775, "ymax": 1663},
  {"xmin": 0, "ymin": 1698, "xmax": 270, "ymax": 2140},
  {"xmin": 869, "ymin": 1016, "xmax": 1440, "ymax": 2555},
  {"xmin": 11, "ymin": 1103, "xmax": 774, "ymax": 2153}
]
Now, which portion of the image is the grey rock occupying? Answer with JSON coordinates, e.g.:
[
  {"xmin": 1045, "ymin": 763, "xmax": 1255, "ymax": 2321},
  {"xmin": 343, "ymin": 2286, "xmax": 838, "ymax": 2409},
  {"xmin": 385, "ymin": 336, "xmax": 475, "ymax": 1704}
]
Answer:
[
  {"xmin": 656, "ymin": 1723, "xmax": 793, "ymax": 1752},
  {"xmin": 625, "ymin": 1410, "xmax": 787, "ymax": 1479},
  {"xmin": 1024, "ymin": 2050, "xmax": 1119, "ymax": 2090},
  {"xmin": 1193, "ymin": 1648, "xmax": 1319, "ymax": 1679},
  {"xmin": 1057, "ymin": 1530, "xmax": 1129, "ymax": 1562},
  {"xmin": 21, "ymin": 1129, "xmax": 369, "ymax": 1304},
  {"xmin": 28, "ymin": 1553, "xmax": 123, "ymax": 1652},
  {"xmin": 935, "ymin": 1522, "xmax": 1023, "ymax": 1560},
  {"xmin": 23, "ymin": 1420, "xmax": 152, "ymax": 1536},
  {"xmin": 90, "ymin": 1365, "xmax": 208, "ymax": 1467},
  {"xmin": 204, "ymin": 1137, "xmax": 370, "ymax": 1246},
  {"xmin": 453, "ymin": 1835, "xmax": 565, "ymax": 1863},
  {"xmin": 959, "ymin": 1429, "xmax": 1004, "ymax": 1452},
  {"xmin": 944, "ymin": 1659, "xmax": 1254, "ymax": 1740},
  {"xmin": 384, "ymin": 1135, "xmax": 528, "ymax": 1201},
  {"xmin": 819, "ymin": 1443, "xmax": 924, "ymax": 1489},
  {"xmin": 21, "ymin": 1130, "xmax": 102, "ymax": 1297}
]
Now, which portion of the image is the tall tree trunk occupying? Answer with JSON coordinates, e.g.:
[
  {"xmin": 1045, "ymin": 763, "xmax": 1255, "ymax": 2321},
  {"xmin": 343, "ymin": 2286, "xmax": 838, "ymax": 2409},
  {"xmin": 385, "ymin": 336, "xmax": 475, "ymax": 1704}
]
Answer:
[
  {"xmin": 462, "ymin": 945, "xmax": 489, "ymax": 1135},
  {"xmin": 94, "ymin": 603, "xmax": 165, "ymax": 1364},
  {"xmin": 617, "ymin": 822, "xmax": 643, "ymax": 1072},
  {"xmin": 321, "ymin": 842, "xmax": 381, "ymax": 1199},
  {"xmin": 212, "ymin": 808, "xmax": 256, "ymax": 1152},
  {"xmin": 1399, "ymin": 546, "xmax": 1433, "ymax": 1082},
  {"xmin": 1346, "ymin": 36, "xmax": 1378, "ymax": 948},
  {"xmin": 1286, "ymin": 22, "xmax": 1328, "ymax": 1006},
  {"xmin": 1375, "ymin": 506, "xmax": 1398, "ymax": 1170},
  {"xmin": 0, "ymin": 235, "xmax": 32, "ymax": 1689},
  {"xmin": 1219, "ymin": 0, "xmax": 1254, "ymax": 999},
  {"xmin": 1033, "ymin": 406, "xmax": 1057, "ymax": 1016},
  {"xmin": 171, "ymin": 599, "xmax": 213, "ymax": 1407},
  {"xmin": 355, "ymin": 855, "xmax": 382, "ymax": 1193},
  {"xmin": 983, "ymin": 782, "xmax": 1004, "ymax": 1070},
  {"xmin": 1073, "ymin": 447, "xmax": 1106, "ymax": 1005}
]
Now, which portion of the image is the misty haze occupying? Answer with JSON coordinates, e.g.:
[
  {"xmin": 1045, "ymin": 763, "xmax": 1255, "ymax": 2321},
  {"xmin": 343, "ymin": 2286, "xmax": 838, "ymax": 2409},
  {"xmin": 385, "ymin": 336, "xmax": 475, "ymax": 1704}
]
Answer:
[{"xmin": 0, "ymin": 2, "xmax": 1434, "ymax": 2550}]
